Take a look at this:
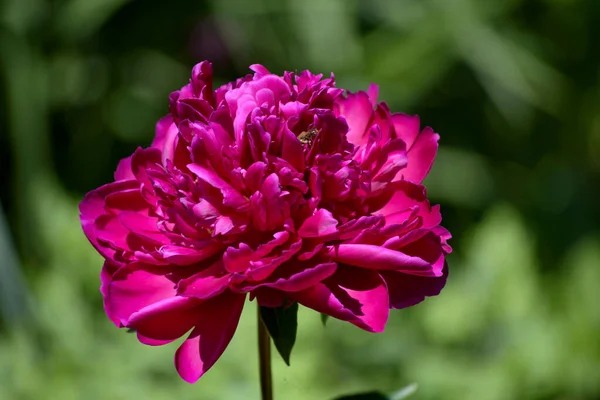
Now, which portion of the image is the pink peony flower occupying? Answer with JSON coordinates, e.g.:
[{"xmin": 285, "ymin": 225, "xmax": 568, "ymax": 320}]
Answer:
[{"xmin": 80, "ymin": 61, "xmax": 451, "ymax": 383}]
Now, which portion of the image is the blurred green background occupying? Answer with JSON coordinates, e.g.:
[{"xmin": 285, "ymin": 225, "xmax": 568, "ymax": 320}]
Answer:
[{"xmin": 1, "ymin": 0, "xmax": 599, "ymax": 399}]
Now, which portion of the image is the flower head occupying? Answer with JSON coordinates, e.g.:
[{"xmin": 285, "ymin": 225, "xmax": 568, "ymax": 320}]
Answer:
[{"xmin": 80, "ymin": 61, "xmax": 451, "ymax": 383}]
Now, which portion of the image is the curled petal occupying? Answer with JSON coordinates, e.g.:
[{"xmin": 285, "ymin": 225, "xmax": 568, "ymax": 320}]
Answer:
[{"xmin": 326, "ymin": 244, "xmax": 438, "ymax": 276}]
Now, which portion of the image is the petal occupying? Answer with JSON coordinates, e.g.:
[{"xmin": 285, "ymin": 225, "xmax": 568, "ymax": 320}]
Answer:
[
  {"xmin": 80, "ymin": 180, "xmax": 143, "ymax": 261},
  {"xmin": 159, "ymin": 243, "xmax": 224, "ymax": 266},
  {"xmin": 137, "ymin": 333, "xmax": 172, "ymax": 346},
  {"xmin": 373, "ymin": 180, "xmax": 427, "ymax": 220},
  {"xmin": 175, "ymin": 292, "xmax": 245, "ymax": 383},
  {"xmin": 187, "ymin": 163, "xmax": 249, "ymax": 211},
  {"xmin": 292, "ymin": 267, "xmax": 389, "ymax": 332},
  {"xmin": 107, "ymin": 264, "xmax": 177, "ymax": 326},
  {"xmin": 398, "ymin": 127, "xmax": 439, "ymax": 184},
  {"xmin": 114, "ymin": 156, "xmax": 134, "ymax": 180},
  {"xmin": 337, "ymin": 91, "xmax": 373, "ymax": 148},
  {"xmin": 382, "ymin": 262, "xmax": 448, "ymax": 309},
  {"xmin": 391, "ymin": 113, "xmax": 420, "ymax": 149},
  {"xmin": 100, "ymin": 261, "xmax": 120, "ymax": 326},
  {"xmin": 367, "ymin": 84, "xmax": 379, "ymax": 107},
  {"xmin": 326, "ymin": 244, "xmax": 436, "ymax": 276},
  {"xmin": 297, "ymin": 208, "xmax": 339, "ymax": 238},
  {"xmin": 118, "ymin": 211, "xmax": 169, "ymax": 245},
  {"xmin": 246, "ymin": 259, "xmax": 337, "ymax": 292},
  {"xmin": 151, "ymin": 115, "xmax": 179, "ymax": 163},
  {"xmin": 127, "ymin": 296, "xmax": 202, "ymax": 341},
  {"xmin": 80, "ymin": 180, "xmax": 141, "ymax": 223},
  {"xmin": 177, "ymin": 262, "xmax": 230, "ymax": 299}
]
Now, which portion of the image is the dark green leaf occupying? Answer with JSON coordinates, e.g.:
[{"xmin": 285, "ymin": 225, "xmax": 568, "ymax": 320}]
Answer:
[
  {"xmin": 334, "ymin": 392, "xmax": 388, "ymax": 400},
  {"xmin": 321, "ymin": 313, "xmax": 329, "ymax": 326},
  {"xmin": 126, "ymin": 328, "xmax": 136, "ymax": 333},
  {"xmin": 259, "ymin": 302, "xmax": 298, "ymax": 366}
]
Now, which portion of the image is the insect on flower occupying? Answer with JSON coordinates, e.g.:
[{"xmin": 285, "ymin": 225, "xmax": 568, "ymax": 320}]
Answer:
[{"xmin": 297, "ymin": 128, "xmax": 319, "ymax": 146}]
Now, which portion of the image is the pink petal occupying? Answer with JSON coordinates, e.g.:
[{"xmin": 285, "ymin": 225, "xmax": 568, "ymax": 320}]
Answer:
[
  {"xmin": 127, "ymin": 296, "xmax": 202, "ymax": 341},
  {"xmin": 187, "ymin": 163, "xmax": 249, "ymax": 211},
  {"xmin": 391, "ymin": 113, "xmax": 420, "ymax": 149},
  {"xmin": 292, "ymin": 267, "xmax": 389, "ymax": 332},
  {"xmin": 175, "ymin": 292, "xmax": 245, "ymax": 383},
  {"xmin": 247, "ymin": 259, "xmax": 337, "ymax": 292},
  {"xmin": 79, "ymin": 180, "xmax": 143, "ymax": 262},
  {"xmin": 297, "ymin": 208, "xmax": 339, "ymax": 238},
  {"xmin": 159, "ymin": 243, "xmax": 223, "ymax": 266},
  {"xmin": 267, "ymin": 261, "xmax": 337, "ymax": 292},
  {"xmin": 326, "ymin": 244, "xmax": 436, "ymax": 276},
  {"xmin": 398, "ymin": 127, "xmax": 439, "ymax": 184},
  {"xmin": 249, "ymin": 64, "xmax": 271, "ymax": 77},
  {"xmin": 374, "ymin": 180, "xmax": 427, "ymax": 219},
  {"xmin": 80, "ymin": 180, "xmax": 140, "ymax": 222},
  {"xmin": 337, "ymin": 91, "xmax": 373, "ymax": 148},
  {"xmin": 151, "ymin": 115, "xmax": 179, "ymax": 164},
  {"xmin": 100, "ymin": 261, "xmax": 120, "ymax": 326},
  {"xmin": 118, "ymin": 211, "xmax": 168, "ymax": 245},
  {"xmin": 114, "ymin": 156, "xmax": 134, "ymax": 180},
  {"xmin": 107, "ymin": 264, "xmax": 177, "ymax": 326},
  {"xmin": 177, "ymin": 262, "xmax": 230, "ymax": 299},
  {"xmin": 366, "ymin": 84, "xmax": 379, "ymax": 106}
]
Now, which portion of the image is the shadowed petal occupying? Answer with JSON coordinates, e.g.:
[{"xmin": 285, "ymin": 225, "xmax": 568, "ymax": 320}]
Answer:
[
  {"xmin": 245, "ymin": 259, "xmax": 337, "ymax": 292},
  {"xmin": 382, "ymin": 262, "xmax": 448, "ymax": 309},
  {"xmin": 292, "ymin": 267, "xmax": 389, "ymax": 332}
]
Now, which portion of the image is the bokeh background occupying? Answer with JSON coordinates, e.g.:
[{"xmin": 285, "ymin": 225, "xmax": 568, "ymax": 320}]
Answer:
[{"xmin": 1, "ymin": 0, "xmax": 599, "ymax": 399}]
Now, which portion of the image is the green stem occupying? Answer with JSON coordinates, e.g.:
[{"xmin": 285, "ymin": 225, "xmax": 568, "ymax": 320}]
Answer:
[{"xmin": 257, "ymin": 306, "xmax": 273, "ymax": 400}]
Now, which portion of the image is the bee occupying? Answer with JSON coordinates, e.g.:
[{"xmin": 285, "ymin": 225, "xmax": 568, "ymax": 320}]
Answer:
[{"xmin": 297, "ymin": 128, "xmax": 319, "ymax": 146}]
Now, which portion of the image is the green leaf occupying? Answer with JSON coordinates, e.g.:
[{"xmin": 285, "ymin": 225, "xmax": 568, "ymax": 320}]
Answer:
[
  {"xmin": 259, "ymin": 302, "xmax": 298, "ymax": 366},
  {"xmin": 321, "ymin": 313, "xmax": 329, "ymax": 326},
  {"xmin": 334, "ymin": 392, "xmax": 388, "ymax": 400}
]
